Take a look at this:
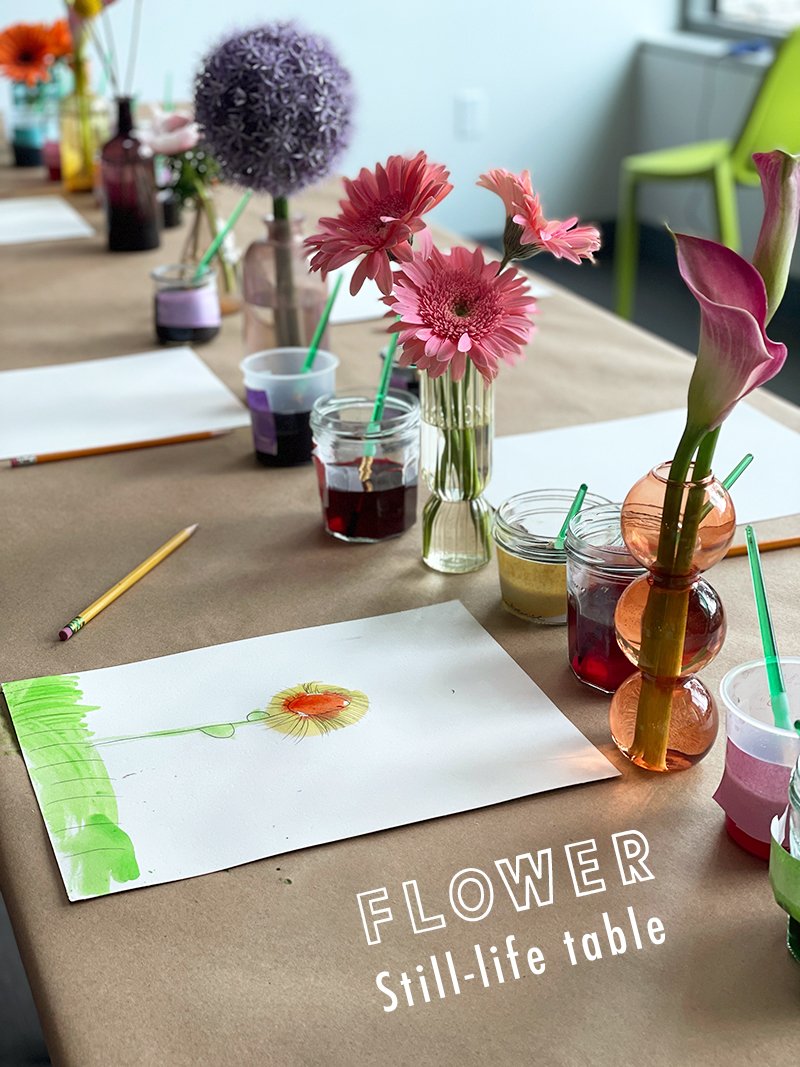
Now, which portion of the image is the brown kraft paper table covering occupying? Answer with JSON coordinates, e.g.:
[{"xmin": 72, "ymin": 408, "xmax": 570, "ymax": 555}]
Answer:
[{"xmin": 0, "ymin": 170, "xmax": 798, "ymax": 1066}]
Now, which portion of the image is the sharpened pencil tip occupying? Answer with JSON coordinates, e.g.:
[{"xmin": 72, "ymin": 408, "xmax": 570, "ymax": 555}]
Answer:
[{"xmin": 187, "ymin": 523, "xmax": 199, "ymax": 535}]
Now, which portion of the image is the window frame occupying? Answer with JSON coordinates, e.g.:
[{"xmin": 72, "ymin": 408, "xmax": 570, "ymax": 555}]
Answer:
[{"xmin": 684, "ymin": 0, "xmax": 796, "ymax": 41}]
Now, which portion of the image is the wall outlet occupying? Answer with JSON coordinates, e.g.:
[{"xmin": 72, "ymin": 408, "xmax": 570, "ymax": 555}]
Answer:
[{"xmin": 454, "ymin": 89, "xmax": 487, "ymax": 140}]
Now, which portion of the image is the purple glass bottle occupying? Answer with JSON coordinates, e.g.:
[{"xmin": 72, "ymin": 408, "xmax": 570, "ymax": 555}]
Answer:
[{"xmin": 101, "ymin": 97, "xmax": 160, "ymax": 253}]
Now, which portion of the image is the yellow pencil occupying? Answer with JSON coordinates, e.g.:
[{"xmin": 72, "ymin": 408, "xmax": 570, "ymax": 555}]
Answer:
[
  {"xmin": 58, "ymin": 524, "xmax": 198, "ymax": 641},
  {"xmin": 725, "ymin": 535, "xmax": 800, "ymax": 559}
]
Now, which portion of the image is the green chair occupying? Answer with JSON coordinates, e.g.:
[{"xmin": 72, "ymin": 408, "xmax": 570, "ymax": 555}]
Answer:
[{"xmin": 614, "ymin": 27, "xmax": 800, "ymax": 319}]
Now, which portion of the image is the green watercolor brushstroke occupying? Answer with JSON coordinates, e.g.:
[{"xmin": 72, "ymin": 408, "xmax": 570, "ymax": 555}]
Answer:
[{"xmin": 2, "ymin": 674, "xmax": 140, "ymax": 899}]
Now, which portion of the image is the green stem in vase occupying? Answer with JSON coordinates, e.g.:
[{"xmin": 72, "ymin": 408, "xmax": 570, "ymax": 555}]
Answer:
[{"xmin": 272, "ymin": 194, "xmax": 303, "ymax": 347}]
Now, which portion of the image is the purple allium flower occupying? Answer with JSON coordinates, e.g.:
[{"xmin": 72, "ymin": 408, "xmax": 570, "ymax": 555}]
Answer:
[{"xmin": 194, "ymin": 22, "xmax": 353, "ymax": 198}]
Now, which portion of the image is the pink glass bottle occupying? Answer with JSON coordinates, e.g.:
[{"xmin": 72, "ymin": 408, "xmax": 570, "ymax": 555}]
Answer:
[{"xmin": 242, "ymin": 216, "xmax": 329, "ymax": 353}]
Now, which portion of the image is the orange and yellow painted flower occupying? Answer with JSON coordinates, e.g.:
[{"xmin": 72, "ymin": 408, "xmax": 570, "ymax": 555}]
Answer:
[
  {"xmin": 263, "ymin": 682, "xmax": 369, "ymax": 738},
  {"xmin": 0, "ymin": 22, "xmax": 54, "ymax": 87}
]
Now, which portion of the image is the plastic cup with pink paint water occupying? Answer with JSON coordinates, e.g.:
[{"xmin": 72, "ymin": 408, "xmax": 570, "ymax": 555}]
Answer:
[{"xmin": 714, "ymin": 656, "xmax": 800, "ymax": 859}]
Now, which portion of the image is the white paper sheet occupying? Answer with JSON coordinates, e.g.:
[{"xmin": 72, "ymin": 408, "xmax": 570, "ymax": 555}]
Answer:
[
  {"xmin": 0, "ymin": 196, "xmax": 94, "ymax": 245},
  {"xmin": 328, "ymin": 261, "xmax": 388, "ymax": 324},
  {"xmin": 0, "ymin": 347, "xmax": 250, "ymax": 460},
  {"xmin": 2, "ymin": 601, "xmax": 618, "ymax": 901},
  {"xmin": 489, "ymin": 404, "xmax": 800, "ymax": 525}
]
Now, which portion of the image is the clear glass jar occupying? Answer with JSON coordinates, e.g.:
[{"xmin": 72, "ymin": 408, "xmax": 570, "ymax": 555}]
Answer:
[
  {"xmin": 789, "ymin": 757, "xmax": 800, "ymax": 961},
  {"xmin": 243, "ymin": 216, "xmax": 329, "ymax": 352},
  {"xmin": 492, "ymin": 490, "xmax": 610, "ymax": 624},
  {"xmin": 152, "ymin": 264, "xmax": 221, "ymax": 345},
  {"xmin": 10, "ymin": 81, "xmax": 47, "ymax": 166},
  {"xmin": 311, "ymin": 391, "xmax": 419, "ymax": 543},
  {"xmin": 791, "ymin": 756, "xmax": 800, "ymax": 859},
  {"xmin": 565, "ymin": 504, "xmax": 645, "ymax": 692}
]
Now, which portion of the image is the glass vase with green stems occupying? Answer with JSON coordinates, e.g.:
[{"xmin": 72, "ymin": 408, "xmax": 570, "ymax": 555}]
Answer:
[
  {"xmin": 610, "ymin": 425, "xmax": 737, "ymax": 772},
  {"xmin": 420, "ymin": 361, "xmax": 494, "ymax": 573}
]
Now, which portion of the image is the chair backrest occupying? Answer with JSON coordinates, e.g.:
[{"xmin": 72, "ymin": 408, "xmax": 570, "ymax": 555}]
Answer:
[{"xmin": 731, "ymin": 25, "xmax": 800, "ymax": 185}]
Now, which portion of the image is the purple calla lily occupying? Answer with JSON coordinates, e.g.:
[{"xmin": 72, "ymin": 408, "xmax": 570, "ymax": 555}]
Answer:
[
  {"xmin": 675, "ymin": 233, "xmax": 788, "ymax": 431},
  {"xmin": 623, "ymin": 149, "xmax": 797, "ymax": 774},
  {"xmin": 752, "ymin": 150, "xmax": 800, "ymax": 324}
]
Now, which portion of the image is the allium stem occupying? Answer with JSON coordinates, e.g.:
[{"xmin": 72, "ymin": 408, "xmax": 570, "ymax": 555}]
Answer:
[{"xmin": 272, "ymin": 195, "xmax": 302, "ymax": 347}]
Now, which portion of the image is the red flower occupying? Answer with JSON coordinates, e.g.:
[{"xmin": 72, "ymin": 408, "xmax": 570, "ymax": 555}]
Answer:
[
  {"xmin": 306, "ymin": 152, "xmax": 453, "ymax": 295},
  {"xmin": 478, "ymin": 167, "xmax": 601, "ymax": 265},
  {"xmin": 386, "ymin": 245, "xmax": 537, "ymax": 384},
  {"xmin": 0, "ymin": 22, "xmax": 54, "ymax": 87}
]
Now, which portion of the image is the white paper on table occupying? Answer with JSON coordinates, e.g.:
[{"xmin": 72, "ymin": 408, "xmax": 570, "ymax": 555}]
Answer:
[
  {"xmin": 0, "ymin": 196, "xmax": 94, "ymax": 245},
  {"xmin": 489, "ymin": 404, "xmax": 800, "ymax": 525},
  {"xmin": 328, "ymin": 260, "xmax": 388, "ymax": 324},
  {"xmin": 0, "ymin": 347, "xmax": 250, "ymax": 460},
  {"xmin": 2, "ymin": 601, "xmax": 619, "ymax": 901},
  {"xmin": 327, "ymin": 259, "xmax": 552, "ymax": 326}
]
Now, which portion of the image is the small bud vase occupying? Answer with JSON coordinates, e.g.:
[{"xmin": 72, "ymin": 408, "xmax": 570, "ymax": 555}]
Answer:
[
  {"xmin": 419, "ymin": 363, "xmax": 493, "ymax": 573},
  {"xmin": 609, "ymin": 463, "xmax": 736, "ymax": 772}
]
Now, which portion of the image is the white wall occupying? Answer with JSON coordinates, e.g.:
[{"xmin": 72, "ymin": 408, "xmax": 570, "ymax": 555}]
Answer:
[{"xmin": 2, "ymin": 0, "xmax": 678, "ymax": 235}]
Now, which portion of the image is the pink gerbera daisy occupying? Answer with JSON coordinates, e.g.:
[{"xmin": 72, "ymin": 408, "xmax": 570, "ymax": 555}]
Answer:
[
  {"xmin": 306, "ymin": 151, "xmax": 453, "ymax": 295},
  {"xmin": 478, "ymin": 167, "xmax": 601, "ymax": 267},
  {"xmin": 386, "ymin": 246, "xmax": 537, "ymax": 384}
]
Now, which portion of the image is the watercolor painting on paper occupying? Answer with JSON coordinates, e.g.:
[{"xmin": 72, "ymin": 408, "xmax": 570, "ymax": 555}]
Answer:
[{"xmin": 2, "ymin": 601, "xmax": 618, "ymax": 902}]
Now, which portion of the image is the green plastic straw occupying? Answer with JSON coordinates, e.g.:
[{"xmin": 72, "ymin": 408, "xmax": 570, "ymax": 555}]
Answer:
[
  {"xmin": 369, "ymin": 332, "xmax": 400, "ymax": 427},
  {"xmin": 745, "ymin": 525, "xmax": 792, "ymax": 731},
  {"xmin": 193, "ymin": 190, "xmax": 253, "ymax": 282},
  {"xmin": 722, "ymin": 452, "xmax": 754, "ymax": 492},
  {"xmin": 301, "ymin": 274, "xmax": 343, "ymax": 374},
  {"xmin": 700, "ymin": 453, "xmax": 753, "ymax": 520},
  {"xmin": 358, "ymin": 332, "xmax": 400, "ymax": 475},
  {"xmin": 554, "ymin": 483, "xmax": 588, "ymax": 550}
]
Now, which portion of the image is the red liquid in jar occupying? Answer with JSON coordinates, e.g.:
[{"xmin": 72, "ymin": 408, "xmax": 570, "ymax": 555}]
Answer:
[
  {"xmin": 314, "ymin": 457, "xmax": 417, "ymax": 541},
  {"xmin": 568, "ymin": 593, "xmax": 636, "ymax": 693}
]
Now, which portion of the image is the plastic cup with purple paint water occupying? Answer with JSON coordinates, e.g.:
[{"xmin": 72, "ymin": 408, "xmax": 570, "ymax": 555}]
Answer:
[{"xmin": 240, "ymin": 347, "xmax": 339, "ymax": 468}]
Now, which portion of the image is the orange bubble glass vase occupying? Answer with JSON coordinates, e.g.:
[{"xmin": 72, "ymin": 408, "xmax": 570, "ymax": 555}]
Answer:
[{"xmin": 609, "ymin": 463, "xmax": 736, "ymax": 772}]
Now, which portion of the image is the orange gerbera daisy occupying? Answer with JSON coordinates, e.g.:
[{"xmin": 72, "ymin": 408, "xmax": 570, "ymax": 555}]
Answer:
[
  {"xmin": 47, "ymin": 19, "xmax": 73, "ymax": 60},
  {"xmin": 0, "ymin": 22, "xmax": 54, "ymax": 87}
]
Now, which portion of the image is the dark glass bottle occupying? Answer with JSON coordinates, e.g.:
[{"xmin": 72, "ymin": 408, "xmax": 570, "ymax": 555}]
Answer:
[{"xmin": 101, "ymin": 97, "xmax": 160, "ymax": 252}]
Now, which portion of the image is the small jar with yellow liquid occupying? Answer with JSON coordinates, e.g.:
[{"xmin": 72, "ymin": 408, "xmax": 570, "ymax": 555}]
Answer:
[{"xmin": 492, "ymin": 490, "xmax": 609, "ymax": 625}]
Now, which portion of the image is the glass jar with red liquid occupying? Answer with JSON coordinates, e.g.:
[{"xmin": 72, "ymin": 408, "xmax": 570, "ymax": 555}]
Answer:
[
  {"xmin": 311, "ymin": 392, "xmax": 419, "ymax": 543},
  {"xmin": 565, "ymin": 504, "xmax": 645, "ymax": 693}
]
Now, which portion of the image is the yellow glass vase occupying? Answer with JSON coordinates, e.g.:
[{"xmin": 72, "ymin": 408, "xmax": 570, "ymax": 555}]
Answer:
[{"xmin": 59, "ymin": 44, "xmax": 109, "ymax": 193}]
